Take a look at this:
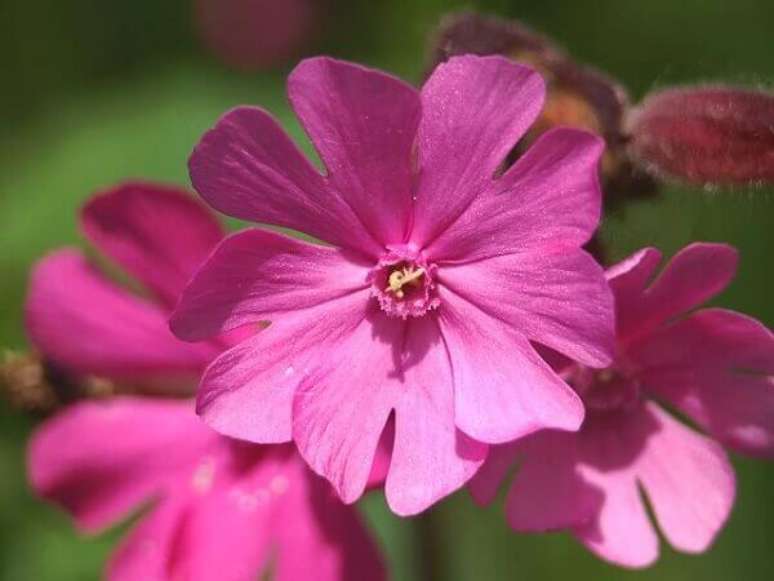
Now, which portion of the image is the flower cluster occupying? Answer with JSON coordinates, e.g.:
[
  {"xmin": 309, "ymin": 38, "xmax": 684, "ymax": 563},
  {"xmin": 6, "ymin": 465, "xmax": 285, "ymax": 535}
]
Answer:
[{"xmin": 12, "ymin": 16, "xmax": 774, "ymax": 581}]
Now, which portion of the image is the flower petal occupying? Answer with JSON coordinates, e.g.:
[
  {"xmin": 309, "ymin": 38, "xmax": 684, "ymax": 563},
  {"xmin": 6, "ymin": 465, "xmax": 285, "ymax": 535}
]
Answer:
[
  {"xmin": 424, "ymin": 128, "xmax": 604, "ymax": 263},
  {"xmin": 438, "ymin": 288, "xmax": 584, "ymax": 443},
  {"xmin": 613, "ymin": 243, "xmax": 738, "ymax": 342},
  {"xmin": 637, "ymin": 403, "xmax": 735, "ymax": 554},
  {"xmin": 293, "ymin": 310, "xmax": 402, "ymax": 504},
  {"xmin": 605, "ymin": 247, "xmax": 663, "ymax": 340},
  {"xmin": 108, "ymin": 496, "xmax": 187, "ymax": 581},
  {"xmin": 504, "ymin": 431, "xmax": 603, "ymax": 532},
  {"xmin": 170, "ymin": 228, "xmax": 369, "ymax": 341},
  {"xmin": 467, "ymin": 444, "xmax": 519, "ymax": 506},
  {"xmin": 196, "ymin": 291, "xmax": 371, "ymax": 444},
  {"xmin": 189, "ymin": 106, "xmax": 382, "ymax": 256},
  {"xmin": 438, "ymin": 248, "xmax": 614, "ymax": 368},
  {"xmin": 81, "ymin": 182, "xmax": 224, "ymax": 308},
  {"xmin": 27, "ymin": 398, "xmax": 214, "ymax": 533},
  {"xmin": 573, "ymin": 408, "xmax": 661, "ymax": 568},
  {"xmin": 275, "ymin": 468, "xmax": 386, "ymax": 581},
  {"xmin": 288, "ymin": 57, "xmax": 421, "ymax": 246},
  {"xmin": 386, "ymin": 316, "xmax": 487, "ymax": 515},
  {"xmin": 411, "ymin": 55, "xmax": 545, "ymax": 246},
  {"xmin": 573, "ymin": 473, "xmax": 659, "ymax": 569},
  {"xmin": 632, "ymin": 308, "xmax": 774, "ymax": 457},
  {"xmin": 25, "ymin": 250, "xmax": 217, "ymax": 381}
]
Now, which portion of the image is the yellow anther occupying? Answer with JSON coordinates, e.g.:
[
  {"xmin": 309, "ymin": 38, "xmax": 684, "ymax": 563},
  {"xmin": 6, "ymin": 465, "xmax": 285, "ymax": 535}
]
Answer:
[{"xmin": 385, "ymin": 266, "xmax": 425, "ymax": 299}]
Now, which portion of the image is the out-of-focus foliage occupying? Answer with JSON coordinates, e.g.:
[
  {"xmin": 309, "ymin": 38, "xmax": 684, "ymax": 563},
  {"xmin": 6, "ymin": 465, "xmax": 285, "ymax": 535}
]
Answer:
[{"xmin": 1, "ymin": 1, "xmax": 773, "ymax": 580}]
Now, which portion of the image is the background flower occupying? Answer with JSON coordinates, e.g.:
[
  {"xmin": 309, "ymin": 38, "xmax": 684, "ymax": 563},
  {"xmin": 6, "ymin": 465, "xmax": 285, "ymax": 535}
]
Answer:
[
  {"xmin": 23, "ymin": 183, "xmax": 385, "ymax": 580},
  {"xmin": 471, "ymin": 243, "xmax": 774, "ymax": 568}
]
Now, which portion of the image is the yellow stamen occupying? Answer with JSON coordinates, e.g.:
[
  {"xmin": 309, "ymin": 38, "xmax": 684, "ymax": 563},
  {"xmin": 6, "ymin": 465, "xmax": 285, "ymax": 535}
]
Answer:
[{"xmin": 385, "ymin": 266, "xmax": 425, "ymax": 299}]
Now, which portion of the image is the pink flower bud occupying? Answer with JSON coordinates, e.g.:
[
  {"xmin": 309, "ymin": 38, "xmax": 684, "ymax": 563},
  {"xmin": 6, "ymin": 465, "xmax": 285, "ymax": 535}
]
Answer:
[{"xmin": 628, "ymin": 87, "xmax": 774, "ymax": 186}]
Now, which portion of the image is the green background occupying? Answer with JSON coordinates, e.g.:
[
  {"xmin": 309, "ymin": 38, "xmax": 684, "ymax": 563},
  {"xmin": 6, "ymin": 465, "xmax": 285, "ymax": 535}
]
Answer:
[{"xmin": 1, "ymin": 0, "xmax": 773, "ymax": 579}]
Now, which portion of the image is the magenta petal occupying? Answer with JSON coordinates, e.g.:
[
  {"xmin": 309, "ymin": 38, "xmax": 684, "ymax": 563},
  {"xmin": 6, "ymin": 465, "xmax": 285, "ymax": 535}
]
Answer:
[
  {"xmin": 25, "ymin": 250, "xmax": 217, "ymax": 381},
  {"xmin": 170, "ymin": 228, "xmax": 369, "ymax": 341},
  {"xmin": 274, "ymin": 470, "xmax": 386, "ymax": 581},
  {"xmin": 425, "ymin": 128, "xmax": 604, "ymax": 263},
  {"xmin": 108, "ymin": 496, "xmax": 186, "ymax": 581},
  {"xmin": 288, "ymin": 57, "xmax": 421, "ymax": 246},
  {"xmin": 386, "ymin": 316, "xmax": 487, "ymax": 515},
  {"xmin": 467, "ymin": 444, "xmax": 519, "ymax": 506},
  {"xmin": 197, "ymin": 292, "xmax": 370, "ymax": 444},
  {"xmin": 439, "ymin": 248, "xmax": 614, "ymax": 367},
  {"xmin": 613, "ymin": 243, "xmax": 738, "ymax": 342},
  {"xmin": 605, "ymin": 247, "xmax": 663, "ymax": 340},
  {"xmin": 438, "ymin": 288, "xmax": 584, "ymax": 443},
  {"xmin": 27, "ymin": 398, "xmax": 214, "ymax": 533},
  {"xmin": 293, "ymin": 312, "xmax": 402, "ymax": 504},
  {"xmin": 189, "ymin": 106, "xmax": 382, "ymax": 256},
  {"xmin": 411, "ymin": 55, "xmax": 545, "ymax": 246},
  {"xmin": 504, "ymin": 431, "xmax": 602, "ymax": 532},
  {"xmin": 81, "ymin": 182, "xmax": 224, "ymax": 308},
  {"xmin": 637, "ymin": 403, "xmax": 735, "ymax": 554},
  {"xmin": 633, "ymin": 308, "xmax": 774, "ymax": 457}
]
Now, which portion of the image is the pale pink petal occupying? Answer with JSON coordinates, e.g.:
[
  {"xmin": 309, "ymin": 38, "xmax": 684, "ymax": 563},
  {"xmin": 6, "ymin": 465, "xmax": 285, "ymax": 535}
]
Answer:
[
  {"xmin": 197, "ymin": 291, "xmax": 370, "ymax": 444},
  {"xmin": 189, "ymin": 106, "xmax": 382, "ymax": 256},
  {"xmin": 438, "ymin": 248, "xmax": 614, "ymax": 368},
  {"xmin": 27, "ymin": 398, "xmax": 214, "ymax": 533},
  {"xmin": 293, "ymin": 310, "xmax": 402, "ymax": 504},
  {"xmin": 170, "ymin": 228, "xmax": 369, "ymax": 341},
  {"xmin": 503, "ymin": 431, "xmax": 602, "ymax": 532},
  {"xmin": 438, "ymin": 288, "xmax": 584, "ymax": 443},
  {"xmin": 288, "ymin": 57, "xmax": 421, "ymax": 246},
  {"xmin": 573, "ymin": 409, "xmax": 661, "ymax": 568},
  {"xmin": 573, "ymin": 474, "xmax": 659, "ymax": 569},
  {"xmin": 108, "ymin": 496, "xmax": 186, "ymax": 581},
  {"xmin": 275, "ymin": 467, "xmax": 386, "ymax": 581},
  {"xmin": 632, "ymin": 309, "xmax": 774, "ymax": 457},
  {"xmin": 614, "ymin": 243, "xmax": 738, "ymax": 342},
  {"xmin": 411, "ymin": 55, "xmax": 545, "ymax": 246},
  {"xmin": 424, "ymin": 128, "xmax": 604, "ymax": 263},
  {"xmin": 638, "ymin": 403, "xmax": 735, "ymax": 554},
  {"xmin": 81, "ymin": 182, "xmax": 224, "ymax": 308},
  {"xmin": 25, "ymin": 250, "xmax": 217, "ymax": 381},
  {"xmin": 386, "ymin": 316, "xmax": 487, "ymax": 515}
]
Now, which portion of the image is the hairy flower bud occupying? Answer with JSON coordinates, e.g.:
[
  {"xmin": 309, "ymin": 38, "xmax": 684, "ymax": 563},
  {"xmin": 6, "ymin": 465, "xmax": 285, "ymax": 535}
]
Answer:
[{"xmin": 628, "ymin": 86, "xmax": 774, "ymax": 186}]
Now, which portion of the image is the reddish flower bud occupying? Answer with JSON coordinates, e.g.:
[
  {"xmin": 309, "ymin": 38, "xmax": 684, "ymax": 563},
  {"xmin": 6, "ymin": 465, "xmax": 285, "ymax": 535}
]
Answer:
[{"xmin": 628, "ymin": 86, "xmax": 774, "ymax": 186}]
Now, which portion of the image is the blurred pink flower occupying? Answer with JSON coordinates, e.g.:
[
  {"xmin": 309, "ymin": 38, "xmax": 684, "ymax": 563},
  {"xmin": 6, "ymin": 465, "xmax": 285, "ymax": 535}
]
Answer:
[
  {"xmin": 25, "ymin": 183, "xmax": 385, "ymax": 581},
  {"xmin": 170, "ymin": 55, "xmax": 615, "ymax": 515},
  {"xmin": 471, "ymin": 243, "xmax": 774, "ymax": 568},
  {"xmin": 195, "ymin": 0, "xmax": 319, "ymax": 71},
  {"xmin": 29, "ymin": 398, "xmax": 384, "ymax": 581}
]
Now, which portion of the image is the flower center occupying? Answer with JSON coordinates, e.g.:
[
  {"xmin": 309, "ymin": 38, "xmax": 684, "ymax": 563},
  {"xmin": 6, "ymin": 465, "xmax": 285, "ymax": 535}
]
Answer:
[
  {"xmin": 369, "ymin": 247, "xmax": 440, "ymax": 319},
  {"xmin": 385, "ymin": 265, "xmax": 426, "ymax": 299},
  {"xmin": 566, "ymin": 366, "xmax": 641, "ymax": 414}
]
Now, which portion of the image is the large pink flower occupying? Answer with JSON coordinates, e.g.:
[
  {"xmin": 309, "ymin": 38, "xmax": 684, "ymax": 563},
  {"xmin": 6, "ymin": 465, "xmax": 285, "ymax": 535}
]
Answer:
[
  {"xmin": 170, "ymin": 55, "xmax": 616, "ymax": 514},
  {"xmin": 471, "ymin": 243, "xmax": 774, "ymax": 568},
  {"xmin": 25, "ymin": 183, "xmax": 385, "ymax": 581}
]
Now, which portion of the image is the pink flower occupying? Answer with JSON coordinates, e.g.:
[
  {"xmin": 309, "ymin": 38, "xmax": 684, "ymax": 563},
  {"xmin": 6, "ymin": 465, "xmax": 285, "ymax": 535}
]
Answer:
[
  {"xmin": 25, "ymin": 183, "xmax": 385, "ymax": 581},
  {"xmin": 170, "ymin": 55, "xmax": 616, "ymax": 515},
  {"xmin": 29, "ymin": 399, "xmax": 385, "ymax": 581},
  {"xmin": 471, "ymin": 243, "xmax": 774, "ymax": 568}
]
